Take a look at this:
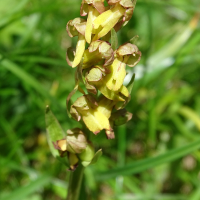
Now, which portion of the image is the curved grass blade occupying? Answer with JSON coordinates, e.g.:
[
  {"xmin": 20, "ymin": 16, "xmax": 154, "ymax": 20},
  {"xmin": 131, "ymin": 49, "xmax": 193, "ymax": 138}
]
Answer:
[{"xmin": 96, "ymin": 138, "xmax": 200, "ymax": 180}]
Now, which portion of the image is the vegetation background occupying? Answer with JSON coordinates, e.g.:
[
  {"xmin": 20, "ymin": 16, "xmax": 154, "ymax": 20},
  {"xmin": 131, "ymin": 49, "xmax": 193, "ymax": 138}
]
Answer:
[{"xmin": 0, "ymin": 0, "xmax": 200, "ymax": 199}]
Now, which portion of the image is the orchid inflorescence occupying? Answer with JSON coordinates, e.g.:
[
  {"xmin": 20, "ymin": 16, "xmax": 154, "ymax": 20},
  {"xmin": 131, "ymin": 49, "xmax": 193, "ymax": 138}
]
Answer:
[{"xmin": 46, "ymin": 0, "xmax": 141, "ymax": 171}]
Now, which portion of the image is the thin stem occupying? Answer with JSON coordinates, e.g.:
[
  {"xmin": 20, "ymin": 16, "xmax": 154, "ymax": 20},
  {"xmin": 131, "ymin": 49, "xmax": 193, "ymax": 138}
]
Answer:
[{"xmin": 66, "ymin": 164, "xmax": 84, "ymax": 200}]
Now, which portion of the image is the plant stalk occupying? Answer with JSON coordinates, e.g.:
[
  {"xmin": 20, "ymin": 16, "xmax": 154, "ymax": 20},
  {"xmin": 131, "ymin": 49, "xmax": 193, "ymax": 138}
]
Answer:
[{"xmin": 66, "ymin": 164, "xmax": 84, "ymax": 200}]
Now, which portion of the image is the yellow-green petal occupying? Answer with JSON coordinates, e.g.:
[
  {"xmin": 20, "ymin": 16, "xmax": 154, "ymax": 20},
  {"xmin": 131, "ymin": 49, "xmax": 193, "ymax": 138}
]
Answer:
[
  {"xmin": 81, "ymin": 109, "xmax": 111, "ymax": 133},
  {"xmin": 93, "ymin": 4, "xmax": 125, "ymax": 40},
  {"xmin": 85, "ymin": 6, "xmax": 99, "ymax": 43},
  {"xmin": 97, "ymin": 97, "xmax": 115, "ymax": 118},
  {"xmin": 105, "ymin": 58, "xmax": 126, "ymax": 91},
  {"xmin": 72, "ymin": 34, "xmax": 86, "ymax": 68}
]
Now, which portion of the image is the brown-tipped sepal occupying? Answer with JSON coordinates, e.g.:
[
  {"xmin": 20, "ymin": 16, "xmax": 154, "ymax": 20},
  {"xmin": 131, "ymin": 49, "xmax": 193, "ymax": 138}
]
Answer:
[
  {"xmin": 67, "ymin": 18, "xmax": 86, "ymax": 37},
  {"xmin": 80, "ymin": 0, "xmax": 105, "ymax": 16},
  {"xmin": 67, "ymin": 153, "xmax": 79, "ymax": 171},
  {"xmin": 105, "ymin": 127, "xmax": 115, "ymax": 139},
  {"xmin": 82, "ymin": 40, "xmax": 114, "ymax": 69},
  {"xmin": 116, "ymin": 43, "xmax": 141, "ymax": 67}
]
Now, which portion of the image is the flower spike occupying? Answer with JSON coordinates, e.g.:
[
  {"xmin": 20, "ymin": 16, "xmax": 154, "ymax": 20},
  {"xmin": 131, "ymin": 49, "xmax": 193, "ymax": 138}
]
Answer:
[{"xmin": 47, "ymin": 0, "xmax": 141, "ymax": 175}]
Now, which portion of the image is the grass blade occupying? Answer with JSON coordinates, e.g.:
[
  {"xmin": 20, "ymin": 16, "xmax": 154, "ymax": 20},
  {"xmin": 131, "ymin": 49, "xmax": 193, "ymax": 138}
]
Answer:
[{"xmin": 96, "ymin": 138, "xmax": 200, "ymax": 180}]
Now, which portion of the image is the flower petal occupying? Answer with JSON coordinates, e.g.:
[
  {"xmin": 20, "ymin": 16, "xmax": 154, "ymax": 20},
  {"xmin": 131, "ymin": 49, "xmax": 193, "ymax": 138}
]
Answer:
[
  {"xmin": 72, "ymin": 34, "xmax": 86, "ymax": 68},
  {"xmin": 85, "ymin": 6, "xmax": 99, "ymax": 43}
]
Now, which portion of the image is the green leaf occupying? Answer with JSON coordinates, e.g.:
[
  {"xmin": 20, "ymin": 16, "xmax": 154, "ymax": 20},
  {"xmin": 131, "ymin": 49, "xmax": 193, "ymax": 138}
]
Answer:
[
  {"xmin": 130, "ymin": 35, "xmax": 139, "ymax": 45},
  {"xmin": 111, "ymin": 28, "xmax": 118, "ymax": 50},
  {"xmin": 90, "ymin": 149, "xmax": 102, "ymax": 165},
  {"xmin": 45, "ymin": 105, "xmax": 65, "ymax": 157},
  {"xmin": 127, "ymin": 73, "xmax": 135, "ymax": 94},
  {"xmin": 96, "ymin": 138, "xmax": 200, "ymax": 180}
]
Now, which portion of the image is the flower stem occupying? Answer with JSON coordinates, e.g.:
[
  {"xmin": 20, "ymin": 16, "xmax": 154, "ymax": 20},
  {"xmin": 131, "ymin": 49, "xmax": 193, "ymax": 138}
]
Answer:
[{"xmin": 66, "ymin": 164, "xmax": 84, "ymax": 200}]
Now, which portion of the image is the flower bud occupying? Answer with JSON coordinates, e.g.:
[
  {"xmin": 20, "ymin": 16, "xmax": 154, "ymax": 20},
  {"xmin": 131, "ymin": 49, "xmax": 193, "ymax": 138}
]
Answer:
[
  {"xmin": 78, "ymin": 143, "xmax": 95, "ymax": 166},
  {"xmin": 53, "ymin": 128, "xmax": 88, "ymax": 154},
  {"xmin": 66, "ymin": 128, "xmax": 88, "ymax": 154},
  {"xmin": 68, "ymin": 153, "xmax": 79, "ymax": 171}
]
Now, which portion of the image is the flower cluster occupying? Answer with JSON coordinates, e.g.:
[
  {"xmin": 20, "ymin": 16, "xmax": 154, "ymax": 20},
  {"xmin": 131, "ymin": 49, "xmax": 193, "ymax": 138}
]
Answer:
[{"xmin": 66, "ymin": 0, "xmax": 141, "ymax": 140}]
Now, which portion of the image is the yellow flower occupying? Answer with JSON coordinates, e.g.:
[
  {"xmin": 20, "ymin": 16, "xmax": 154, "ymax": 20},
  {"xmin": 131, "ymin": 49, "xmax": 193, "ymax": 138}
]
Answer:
[
  {"xmin": 105, "ymin": 43, "xmax": 141, "ymax": 91},
  {"xmin": 85, "ymin": 66, "xmax": 129, "ymax": 101},
  {"xmin": 92, "ymin": 0, "xmax": 134, "ymax": 41},
  {"xmin": 70, "ymin": 95, "xmax": 114, "ymax": 137},
  {"xmin": 66, "ymin": 18, "xmax": 87, "ymax": 68},
  {"xmin": 82, "ymin": 40, "xmax": 114, "ymax": 69},
  {"xmin": 80, "ymin": 0, "xmax": 106, "ymax": 43}
]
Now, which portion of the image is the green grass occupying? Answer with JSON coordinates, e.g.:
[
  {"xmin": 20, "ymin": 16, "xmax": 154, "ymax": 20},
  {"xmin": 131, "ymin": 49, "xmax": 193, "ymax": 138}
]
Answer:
[{"xmin": 0, "ymin": 0, "xmax": 200, "ymax": 199}]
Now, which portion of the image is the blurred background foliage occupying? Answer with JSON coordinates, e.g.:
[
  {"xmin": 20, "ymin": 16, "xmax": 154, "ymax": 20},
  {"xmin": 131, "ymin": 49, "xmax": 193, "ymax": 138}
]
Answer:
[{"xmin": 0, "ymin": 0, "xmax": 200, "ymax": 199}]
